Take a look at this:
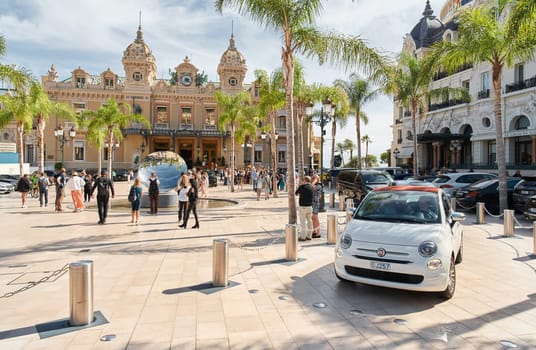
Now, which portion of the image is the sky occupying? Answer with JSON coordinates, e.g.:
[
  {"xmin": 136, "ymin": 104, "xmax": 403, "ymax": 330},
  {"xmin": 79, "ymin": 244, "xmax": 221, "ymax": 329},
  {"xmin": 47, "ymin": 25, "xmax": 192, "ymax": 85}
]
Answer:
[{"xmin": 0, "ymin": 0, "xmax": 445, "ymax": 165}]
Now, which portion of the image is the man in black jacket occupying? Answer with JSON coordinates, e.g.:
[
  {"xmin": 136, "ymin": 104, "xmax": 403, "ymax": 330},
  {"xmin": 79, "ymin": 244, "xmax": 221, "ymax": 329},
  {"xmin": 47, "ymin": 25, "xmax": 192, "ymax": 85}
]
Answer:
[
  {"xmin": 91, "ymin": 170, "xmax": 115, "ymax": 224},
  {"xmin": 295, "ymin": 176, "xmax": 314, "ymax": 241}
]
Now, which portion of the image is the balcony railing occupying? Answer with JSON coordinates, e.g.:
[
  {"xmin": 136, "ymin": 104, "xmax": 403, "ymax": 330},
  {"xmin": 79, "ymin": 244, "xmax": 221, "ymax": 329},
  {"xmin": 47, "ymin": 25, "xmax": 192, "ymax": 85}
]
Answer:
[
  {"xmin": 432, "ymin": 63, "xmax": 473, "ymax": 81},
  {"xmin": 505, "ymin": 76, "xmax": 536, "ymax": 93},
  {"xmin": 428, "ymin": 98, "xmax": 469, "ymax": 112},
  {"xmin": 477, "ymin": 89, "xmax": 490, "ymax": 99}
]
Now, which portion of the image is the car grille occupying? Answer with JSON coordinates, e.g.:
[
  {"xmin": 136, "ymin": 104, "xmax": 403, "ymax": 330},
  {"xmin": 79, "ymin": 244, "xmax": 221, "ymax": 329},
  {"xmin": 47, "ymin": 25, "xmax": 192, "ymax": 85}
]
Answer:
[
  {"xmin": 344, "ymin": 266, "xmax": 424, "ymax": 284},
  {"xmin": 353, "ymin": 255, "xmax": 412, "ymax": 264}
]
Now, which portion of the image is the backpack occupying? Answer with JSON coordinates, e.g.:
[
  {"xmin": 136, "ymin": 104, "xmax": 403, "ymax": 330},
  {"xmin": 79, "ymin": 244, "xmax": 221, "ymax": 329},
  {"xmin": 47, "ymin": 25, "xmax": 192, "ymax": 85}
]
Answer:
[
  {"xmin": 128, "ymin": 186, "xmax": 136, "ymax": 202},
  {"xmin": 148, "ymin": 178, "xmax": 159, "ymax": 195},
  {"xmin": 38, "ymin": 177, "xmax": 48, "ymax": 190},
  {"xmin": 97, "ymin": 178, "xmax": 109, "ymax": 196}
]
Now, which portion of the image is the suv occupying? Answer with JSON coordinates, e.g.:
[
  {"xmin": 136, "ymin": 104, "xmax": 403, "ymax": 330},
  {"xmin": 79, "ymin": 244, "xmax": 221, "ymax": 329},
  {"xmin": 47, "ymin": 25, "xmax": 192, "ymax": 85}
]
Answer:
[
  {"xmin": 370, "ymin": 167, "xmax": 412, "ymax": 180},
  {"xmin": 336, "ymin": 169, "xmax": 392, "ymax": 205},
  {"xmin": 512, "ymin": 176, "xmax": 536, "ymax": 212}
]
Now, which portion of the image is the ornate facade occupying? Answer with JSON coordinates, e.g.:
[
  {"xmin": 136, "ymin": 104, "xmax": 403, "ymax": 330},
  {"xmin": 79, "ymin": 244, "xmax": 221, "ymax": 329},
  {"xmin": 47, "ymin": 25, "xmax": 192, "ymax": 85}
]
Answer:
[
  {"xmin": 392, "ymin": 0, "xmax": 536, "ymax": 174},
  {"xmin": 2, "ymin": 25, "xmax": 301, "ymax": 173}
]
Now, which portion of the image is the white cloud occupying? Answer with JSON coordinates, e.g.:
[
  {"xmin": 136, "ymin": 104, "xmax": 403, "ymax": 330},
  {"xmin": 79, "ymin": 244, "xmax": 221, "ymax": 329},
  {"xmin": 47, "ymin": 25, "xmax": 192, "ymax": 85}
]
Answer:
[{"xmin": 0, "ymin": 0, "xmax": 444, "ymax": 161}]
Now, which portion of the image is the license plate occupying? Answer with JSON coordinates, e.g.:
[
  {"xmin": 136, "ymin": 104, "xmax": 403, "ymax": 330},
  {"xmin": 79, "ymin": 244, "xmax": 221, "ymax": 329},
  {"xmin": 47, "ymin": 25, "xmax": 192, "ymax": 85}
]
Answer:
[
  {"xmin": 370, "ymin": 261, "xmax": 391, "ymax": 271},
  {"xmin": 530, "ymin": 207, "xmax": 536, "ymax": 213},
  {"xmin": 522, "ymin": 190, "xmax": 529, "ymax": 194}
]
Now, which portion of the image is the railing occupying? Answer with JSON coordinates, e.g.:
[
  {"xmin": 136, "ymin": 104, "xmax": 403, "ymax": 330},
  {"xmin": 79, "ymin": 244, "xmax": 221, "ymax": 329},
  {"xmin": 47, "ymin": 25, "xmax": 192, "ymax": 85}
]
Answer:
[
  {"xmin": 432, "ymin": 63, "xmax": 473, "ymax": 81},
  {"xmin": 505, "ymin": 77, "xmax": 536, "ymax": 94},
  {"xmin": 428, "ymin": 98, "xmax": 469, "ymax": 112},
  {"xmin": 477, "ymin": 89, "xmax": 490, "ymax": 99}
]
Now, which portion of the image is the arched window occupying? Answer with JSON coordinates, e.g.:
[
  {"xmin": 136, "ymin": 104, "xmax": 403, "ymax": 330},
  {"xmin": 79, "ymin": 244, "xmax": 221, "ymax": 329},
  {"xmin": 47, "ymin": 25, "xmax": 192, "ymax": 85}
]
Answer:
[{"xmin": 515, "ymin": 115, "xmax": 530, "ymax": 130}]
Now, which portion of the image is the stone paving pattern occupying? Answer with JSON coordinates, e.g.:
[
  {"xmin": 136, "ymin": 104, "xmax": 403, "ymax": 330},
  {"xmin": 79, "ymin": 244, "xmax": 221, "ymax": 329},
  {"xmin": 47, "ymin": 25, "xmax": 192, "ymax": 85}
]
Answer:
[{"xmin": 0, "ymin": 182, "xmax": 535, "ymax": 349}]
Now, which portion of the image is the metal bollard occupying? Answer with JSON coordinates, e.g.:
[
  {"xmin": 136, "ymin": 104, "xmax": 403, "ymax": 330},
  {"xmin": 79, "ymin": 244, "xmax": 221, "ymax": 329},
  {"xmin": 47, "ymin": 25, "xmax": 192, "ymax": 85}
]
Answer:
[
  {"xmin": 503, "ymin": 209, "xmax": 515, "ymax": 237},
  {"xmin": 533, "ymin": 222, "xmax": 536, "ymax": 256},
  {"xmin": 69, "ymin": 260, "xmax": 94, "ymax": 326},
  {"xmin": 327, "ymin": 214, "xmax": 337, "ymax": 244},
  {"xmin": 346, "ymin": 207, "xmax": 355, "ymax": 223},
  {"xmin": 476, "ymin": 202, "xmax": 485, "ymax": 224},
  {"xmin": 285, "ymin": 224, "xmax": 298, "ymax": 261},
  {"xmin": 450, "ymin": 197, "xmax": 457, "ymax": 212},
  {"xmin": 212, "ymin": 239, "xmax": 229, "ymax": 287},
  {"xmin": 339, "ymin": 195, "xmax": 345, "ymax": 211},
  {"xmin": 330, "ymin": 193, "xmax": 335, "ymax": 208}
]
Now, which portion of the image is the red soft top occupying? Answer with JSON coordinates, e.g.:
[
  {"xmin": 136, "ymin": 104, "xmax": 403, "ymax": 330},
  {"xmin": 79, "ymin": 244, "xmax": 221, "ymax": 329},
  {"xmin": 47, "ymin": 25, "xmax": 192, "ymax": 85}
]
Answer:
[{"xmin": 374, "ymin": 185, "xmax": 439, "ymax": 193}]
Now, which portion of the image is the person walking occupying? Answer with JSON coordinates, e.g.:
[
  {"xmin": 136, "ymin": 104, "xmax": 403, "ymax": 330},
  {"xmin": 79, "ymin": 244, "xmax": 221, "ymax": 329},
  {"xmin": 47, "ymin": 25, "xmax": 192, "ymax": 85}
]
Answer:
[
  {"xmin": 251, "ymin": 167, "xmax": 258, "ymax": 192},
  {"xmin": 311, "ymin": 175, "xmax": 322, "ymax": 238},
  {"xmin": 295, "ymin": 176, "xmax": 314, "ymax": 241},
  {"xmin": 83, "ymin": 173, "xmax": 94, "ymax": 203},
  {"xmin": 148, "ymin": 172, "xmax": 160, "ymax": 214},
  {"xmin": 37, "ymin": 171, "xmax": 49, "ymax": 207},
  {"xmin": 180, "ymin": 176, "xmax": 199, "ymax": 229},
  {"xmin": 91, "ymin": 170, "xmax": 115, "ymax": 224},
  {"xmin": 176, "ymin": 174, "xmax": 190, "ymax": 226},
  {"xmin": 17, "ymin": 174, "xmax": 31, "ymax": 208},
  {"xmin": 130, "ymin": 177, "xmax": 143, "ymax": 224},
  {"xmin": 65, "ymin": 171, "xmax": 85, "ymax": 212},
  {"xmin": 261, "ymin": 171, "xmax": 271, "ymax": 200},
  {"xmin": 54, "ymin": 168, "xmax": 67, "ymax": 211}
]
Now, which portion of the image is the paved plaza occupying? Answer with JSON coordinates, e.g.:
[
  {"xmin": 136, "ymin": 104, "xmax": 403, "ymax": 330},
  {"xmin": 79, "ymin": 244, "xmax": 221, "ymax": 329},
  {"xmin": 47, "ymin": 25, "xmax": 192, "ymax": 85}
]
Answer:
[{"xmin": 0, "ymin": 182, "xmax": 535, "ymax": 349}]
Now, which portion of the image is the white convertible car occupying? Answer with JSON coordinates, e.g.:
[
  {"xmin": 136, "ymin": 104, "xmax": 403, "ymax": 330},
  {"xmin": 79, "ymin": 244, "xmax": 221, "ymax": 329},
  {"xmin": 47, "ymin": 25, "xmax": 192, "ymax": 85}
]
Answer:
[{"xmin": 334, "ymin": 186, "xmax": 465, "ymax": 299}]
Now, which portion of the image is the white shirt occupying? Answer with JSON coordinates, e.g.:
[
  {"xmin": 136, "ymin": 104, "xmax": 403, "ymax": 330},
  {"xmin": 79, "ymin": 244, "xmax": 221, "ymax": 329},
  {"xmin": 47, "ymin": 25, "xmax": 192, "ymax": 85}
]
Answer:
[
  {"xmin": 177, "ymin": 186, "xmax": 190, "ymax": 202},
  {"xmin": 65, "ymin": 175, "xmax": 85, "ymax": 191}
]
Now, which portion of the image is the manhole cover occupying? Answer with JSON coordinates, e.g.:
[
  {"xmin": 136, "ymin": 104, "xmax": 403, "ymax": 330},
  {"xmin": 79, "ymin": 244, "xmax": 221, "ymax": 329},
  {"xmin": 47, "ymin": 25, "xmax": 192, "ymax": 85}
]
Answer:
[
  {"xmin": 499, "ymin": 340, "xmax": 517, "ymax": 348},
  {"xmin": 394, "ymin": 318, "xmax": 408, "ymax": 325},
  {"xmin": 278, "ymin": 295, "xmax": 289, "ymax": 300},
  {"xmin": 248, "ymin": 289, "xmax": 259, "ymax": 294},
  {"xmin": 349, "ymin": 309, "xmax": 363, "ymax": 315},
  {"xmin": 313, "ymin": 302, "xmax": 327, "ymax": 308}
]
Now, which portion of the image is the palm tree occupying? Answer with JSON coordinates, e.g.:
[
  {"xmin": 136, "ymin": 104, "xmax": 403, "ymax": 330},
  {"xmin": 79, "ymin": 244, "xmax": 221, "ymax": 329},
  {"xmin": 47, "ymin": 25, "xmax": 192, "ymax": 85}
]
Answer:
[
  {"xmin": 216, "ymin": 0, "xmax": 389, "ymax": 225},
  {"xmin": 336, "ymin": 142, "xmax": 346, "ymax": 167},
  {"xmin": 0, "ymin": 35, "xmax": 32, "ymax": 93},
  {"xmin": 27, "ymin": 82, "xmax": 76, "ymax": 173},
  {"xmin": 215, "ymin": 90, "xmax": 255, "ymax": 192},
  {"xmin": 335, "ymin": 74, "xmax": 379, "ymax": 170},
  {"xmin": 432, "ymin": 2, "xmax": 536, "ymax": 212},
  {"xmin": 343, "ymin": 138, "xmax": 355, "ymax": 162},
  {"xmin": 291, "ymin": 62, "xmax": 312, "ymax": 183},
  {"xmin": 83, "ymin": 97, "xmax": 150, "ymax": 179},
  {"xmin": 362, "ymin": 134, "xmax": 372, "ymax": 168},
  {"xmin": 255, "ymin": 69, "xmax": 285, "ymax": 195}
]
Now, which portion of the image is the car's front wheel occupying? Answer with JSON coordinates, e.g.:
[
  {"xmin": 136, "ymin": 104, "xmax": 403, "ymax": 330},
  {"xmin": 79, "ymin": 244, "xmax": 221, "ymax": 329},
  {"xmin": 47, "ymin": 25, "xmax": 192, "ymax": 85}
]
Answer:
[
  {"xmin": 439, "ymin": 257, "xmax": 456, "ymax": 299},
  {"xmin": 334, "ymin": 267, "xmax": 350, "ymax": 283}
]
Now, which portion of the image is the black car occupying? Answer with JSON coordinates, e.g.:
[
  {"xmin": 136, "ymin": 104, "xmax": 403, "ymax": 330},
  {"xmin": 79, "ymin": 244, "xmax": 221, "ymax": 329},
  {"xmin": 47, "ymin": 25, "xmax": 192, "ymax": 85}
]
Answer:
[
  {"xmin": 512, "ymin": 176, "xmax": 536, "ymax": 212},
  {"xmin": 336, "ymin": 169, "xmax": 392, "ymax": 205},
  {"xmin": 454, "ymin": 177, "xmax": 521, "ymax": 215},
  {"xmin": 114, "ymin": 169, "xmax": 131, "ymax": 181}
]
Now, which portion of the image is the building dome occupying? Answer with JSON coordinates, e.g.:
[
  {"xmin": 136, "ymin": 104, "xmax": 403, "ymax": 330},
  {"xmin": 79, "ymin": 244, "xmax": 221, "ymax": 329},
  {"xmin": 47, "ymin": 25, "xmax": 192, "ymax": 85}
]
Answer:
[
  {"xmin": 123, "ymin": 25, "xmax": 156, "ymax": 63},
  {"xmin": 218, "ymin": 34, "xmax": 246, "ymax": 69},
  {"xmin": 410, "ymin": 0, "xmax": 446, "ymax": 49}
]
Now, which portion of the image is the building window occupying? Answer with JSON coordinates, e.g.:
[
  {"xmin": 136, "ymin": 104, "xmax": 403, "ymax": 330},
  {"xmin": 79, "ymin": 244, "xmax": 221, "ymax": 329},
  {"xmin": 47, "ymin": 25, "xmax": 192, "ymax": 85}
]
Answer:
[
  {"xmin": 254, "ymin": 150, "xmax": 262, "ymax": 163},
  {"xmin": 74, "ymin": 141, "xmax": 84, "ymax": 161},
  {"xmin": 155, "ymin": 106, "xmax": 168, "ymax": 127},
  {"xmin": 277, "ymin": 116, "xmax": 286, "ymax": 130},
  {"xmin": 515, "ymin": 63, "xmax": 524, "ymax": 83},
  {"xmin": 133, "ymin": 72, "xmax": 142, "ymax": 81},
  {"xmin": 75, "ymin": 77, "xmax": 85, "ymax": 88},
  {"xmin": 462, "ymin": 79, "xmax": 470, "ymax": 91},
  {"xmin": 73, "ymin": 103, "xmax": 86, "ymax": 116},
  {"xmin": 487, "ymin": 141, "xmax": 496, "ymax": 166},
  {"xmin": 397, "ymin": 130, "xmax": 402, "ymax": 143},
  {"xmin": 181, "ymin": 107, "xmax": 192, "ymax": 127},
  {"xmin": 104, "ymin": 78, "xmax": 114, "ymax": 89},
  {"xmin": 204, "ymin": 108, "xmax": 216, "ymax": 129},
  {"xmin": 481, "ymin": 72, "xmax": 489, "ymax": 91},
  {"xmin": 278, "ymin": 150, "xmax": 286, "ymax": 163}
]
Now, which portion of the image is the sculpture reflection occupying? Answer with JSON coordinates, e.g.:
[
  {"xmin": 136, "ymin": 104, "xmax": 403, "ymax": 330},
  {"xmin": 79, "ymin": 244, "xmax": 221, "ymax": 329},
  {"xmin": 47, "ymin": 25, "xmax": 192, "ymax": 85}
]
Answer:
[{"xmin": 137, "ymin": 151, "xmax": 187, "ymax": 191}]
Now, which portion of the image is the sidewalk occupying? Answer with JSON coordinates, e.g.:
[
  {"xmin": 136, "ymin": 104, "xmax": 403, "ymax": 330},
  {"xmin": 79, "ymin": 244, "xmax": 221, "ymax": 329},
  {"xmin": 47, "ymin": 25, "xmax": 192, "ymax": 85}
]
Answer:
[{"xmin": 0, "ymin": 183, "xmax": 535, "ymax": 349}]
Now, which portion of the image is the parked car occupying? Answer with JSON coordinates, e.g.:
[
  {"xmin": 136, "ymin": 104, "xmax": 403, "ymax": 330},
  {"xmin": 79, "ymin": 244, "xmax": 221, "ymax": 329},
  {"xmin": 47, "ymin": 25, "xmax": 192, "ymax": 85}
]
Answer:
[
  {"xmin": 326, "ymin": 168, "xmax": 354, "ymax": 189},
  {"xmin": 0, "ymin": 174, "xmax": 20, "ymax": 189},
  {"xmin": 114, "ymin": 169, "xmax": 131, "ymax": 182},
  {"xmin": 370, "ymin": 167, "xmax": 412, "ymax": 180},
  {"xmin": 336, "ymin": 169, "xmax": 393, "ymax": 207},
  {"xmin": 431, "ymin": 172, "xmax": 497, "ymax": 195},
  {"xmin": 454, "ymin": 177, "xmax": 521, "ymax": 215},
  {"xmin": 523, "ymin": 195, "xmax": 536, "ymax": 220},
  {"xmin": 0, "ymin": 181, "xmax": 15, "ymax": 194},
  {"xmin": 334, "ymin": 185, "xmax": 465, "ymax": 299},
  {"xmin": 512, "ymin": 176, "xmax": 536, "ymax": 213}
]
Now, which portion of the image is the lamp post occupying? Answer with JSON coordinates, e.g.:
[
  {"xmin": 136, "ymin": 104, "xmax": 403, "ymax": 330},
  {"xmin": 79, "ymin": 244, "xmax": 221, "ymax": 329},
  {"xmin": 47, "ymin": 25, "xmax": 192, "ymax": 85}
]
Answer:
[
  {"xmin": 393, "ymin": 148, "xmax": 400, "ymax": 166},
  {"xmin": 104, "ymin": 141, "xmax": 120, "ymax": 179},
  {"xmin": 305, "ymin": 97, "xmax": 333, "ymax": 212},
  {"xmin": 54, "ymin": 126, "xmax": 76, "ymax": 167}
]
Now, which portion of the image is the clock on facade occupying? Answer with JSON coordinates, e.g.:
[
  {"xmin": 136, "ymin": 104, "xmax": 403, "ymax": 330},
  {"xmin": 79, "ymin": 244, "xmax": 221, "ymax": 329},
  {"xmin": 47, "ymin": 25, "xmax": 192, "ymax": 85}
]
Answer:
[
  {"xmin": 228, "ymin": 77, "xmax": 238, "ymax": 86},
  {"xmin": 181, "ymin": 74, "xmax": 192, "ymax": 86},
  {"xmin": 133, "ymin": 72, "xmax": 142, "ymax": 81}
]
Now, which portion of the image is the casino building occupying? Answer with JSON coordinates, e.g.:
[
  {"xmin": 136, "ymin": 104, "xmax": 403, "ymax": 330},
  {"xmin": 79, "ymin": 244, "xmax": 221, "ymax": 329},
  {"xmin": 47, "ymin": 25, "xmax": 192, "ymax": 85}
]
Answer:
[
  {"xmin": 1, "ymin": 24, "xmax": 314, "ymax": 174},
  {"xmin": 392, "ymin": 0, "xmax": 536, "ymax": 174}
]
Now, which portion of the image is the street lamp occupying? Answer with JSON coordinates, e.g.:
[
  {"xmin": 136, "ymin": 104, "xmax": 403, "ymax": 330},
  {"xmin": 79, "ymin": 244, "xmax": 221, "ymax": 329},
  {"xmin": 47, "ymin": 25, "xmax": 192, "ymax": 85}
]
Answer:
[
  {"xmin": 393, "ymin": 148, "xmax": 400, "ymax": 166},
  {"xmin": 260, "ymin": 130, "xmax": 278, "ymax": 169},
  {"xmin": 54, "ymin": 126, "xmax": 76, "ymax": 166},
  {"xmin": 104, "ymin": 141, "xmax": 120, "ymax": 178},
  {"xmin": 305, "ymin": 97, "xmax": 333, "ymax": 212}
]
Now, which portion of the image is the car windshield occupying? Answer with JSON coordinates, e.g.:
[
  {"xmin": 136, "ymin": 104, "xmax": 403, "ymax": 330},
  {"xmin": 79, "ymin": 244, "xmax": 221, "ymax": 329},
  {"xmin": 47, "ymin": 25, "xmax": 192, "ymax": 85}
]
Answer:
[
  {"xmin": 432, "ymin": 176, "xmax": 451, "ymax": 184},
  {"xmin": 362, "ymin": 173, "xmax": 391, "ymax": 185},
  {"xmin": 355, "ymin": 190, "xmax": 441, "ymax": 224}
]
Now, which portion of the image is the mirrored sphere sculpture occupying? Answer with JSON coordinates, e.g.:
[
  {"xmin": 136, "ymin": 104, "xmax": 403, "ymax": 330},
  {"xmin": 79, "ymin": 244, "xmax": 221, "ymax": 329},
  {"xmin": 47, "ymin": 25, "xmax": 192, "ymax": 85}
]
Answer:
[{"xmin": 137, "ymin": 151, "xmax": 187, "ymax": 191}]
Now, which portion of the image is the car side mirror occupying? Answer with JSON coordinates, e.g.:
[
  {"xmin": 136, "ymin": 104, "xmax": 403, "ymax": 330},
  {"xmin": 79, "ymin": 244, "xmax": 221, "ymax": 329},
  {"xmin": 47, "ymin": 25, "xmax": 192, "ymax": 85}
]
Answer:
[{"xmin": 451, "ymin": 211, "xmax": 466, "ymax": 222}]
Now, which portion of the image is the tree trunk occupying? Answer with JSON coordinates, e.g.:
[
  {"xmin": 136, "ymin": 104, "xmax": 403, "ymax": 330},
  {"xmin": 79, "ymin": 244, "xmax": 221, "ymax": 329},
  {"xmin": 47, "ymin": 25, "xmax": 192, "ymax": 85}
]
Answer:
[
  {"xmin": 356, "ymin": 109, "xmax": 362, "ymax": 169},
  {"xmin": 493, "ymin": 65, "xmax": 508, "ymax": 212},
  {"xmin": 411, "ymin": 99, "xmax": 419, "ymax": 177},
  {"xmin": 296, "ymin": 103, "xmax": 305, "ymax": 183},
  {"xmin": 330, "ymin": 120, "xmax": 336, "ymax": 171},
  {"xmin": 283, "ymin": 47, "xmax": 297, "ymax": 225},
  {"xmin": 230, "ymin": 125, "xmax": 236, "ymax": 192},
  {"xmin": 37, "ymin": 114, "xmax": 45, "ymax": 173},
  {"xmin": 107, "ymin": 129, "xmax": 113, "ymax": 180},
  {"xmin": 17, "ymin": 122, "xmax": 24, "ymax": 176},
  {"xmin": 271, "ymin": 113, "xmax": 278, "ymax": 197}
]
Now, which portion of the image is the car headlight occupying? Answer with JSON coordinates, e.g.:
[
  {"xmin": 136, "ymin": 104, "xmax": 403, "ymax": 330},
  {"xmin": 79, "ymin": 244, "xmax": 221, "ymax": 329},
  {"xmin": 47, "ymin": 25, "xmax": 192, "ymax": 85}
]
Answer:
[
  {"xmin": 340, "ymin": 233, "xmax": 352, "ymax": 249},
  {"xmin": 418, "ymin": 241, "xmax": 438, "ymax": 257}
]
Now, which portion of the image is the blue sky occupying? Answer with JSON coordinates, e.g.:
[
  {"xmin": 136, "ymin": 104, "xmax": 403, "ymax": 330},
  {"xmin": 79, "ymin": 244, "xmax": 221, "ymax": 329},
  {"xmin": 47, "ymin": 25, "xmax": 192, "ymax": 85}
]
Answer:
[{"xmin": 0, "ymin": 0, "xmax": 444, "ymax": 162}]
